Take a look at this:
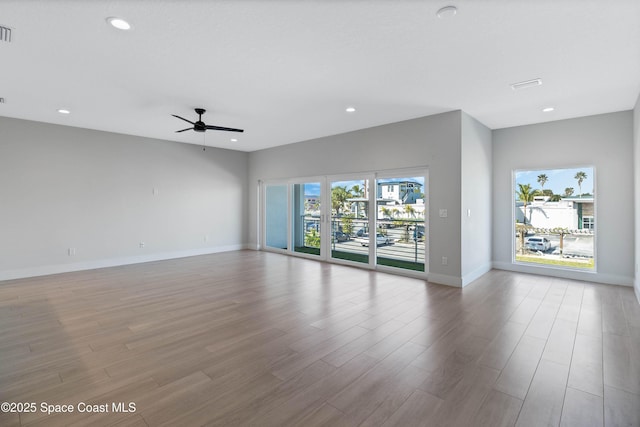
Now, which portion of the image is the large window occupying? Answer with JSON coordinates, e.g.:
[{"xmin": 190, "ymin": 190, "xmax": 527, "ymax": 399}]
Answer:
[{"xmin": 514, "ymin": 167, "xmax": 595, "ymax": 270}]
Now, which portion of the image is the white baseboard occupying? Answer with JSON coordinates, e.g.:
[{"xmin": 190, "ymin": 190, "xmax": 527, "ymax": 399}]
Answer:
[
  {"xmin": 0, "ymin": 244, "xmax": 248, "ymax": 282},
  {"xmin": 427, "ymin": 272, "xmax": 463, "ymax": 287},
  {"xmin": 492, "ymin": 261, "xmax": 633, "ymax": 287},
  {"xmin": 461, "ymin": 262, "xmax": 493, "ymax": 287}
]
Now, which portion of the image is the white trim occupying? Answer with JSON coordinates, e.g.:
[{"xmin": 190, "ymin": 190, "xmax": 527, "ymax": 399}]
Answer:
[
  {"xmin": 461, "ymin": 262, "xmax": 493, "ymax": 287},
  {"xmin": 427, "ymin": 272, "xmax": 462, "ymax": 287},
  {"xmin": 493, "ymin": 261, "xmax": 632, "ymax": 287},
  {"xmin": 0, "ymin": 244, "xmax": 247, "ymax": 282},
  {"xmin": 635, "ymin": 278, "xmax": 640, "ymax": 305}
]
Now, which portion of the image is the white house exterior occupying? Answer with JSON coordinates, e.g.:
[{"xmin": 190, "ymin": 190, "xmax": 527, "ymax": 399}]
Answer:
[{"xmin": 516, "ymin": 196, "xmax": 594, "ymax": 230}]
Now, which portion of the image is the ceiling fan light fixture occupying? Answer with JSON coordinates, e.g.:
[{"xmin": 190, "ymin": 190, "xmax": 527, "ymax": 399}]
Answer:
[{"xmin": 106, "ymin": 17, "xmax": 132, "ymax": 31}]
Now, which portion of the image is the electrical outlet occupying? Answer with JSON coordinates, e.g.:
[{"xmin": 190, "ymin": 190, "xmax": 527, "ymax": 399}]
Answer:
[
  {"xmin": 439, "ymin": 209, "xmax": 448, "ymax": 218},
  {"xmin": 442, "ymin": 256, "xmax": 448, "ymax": 265},
  {"xmin": 68, "ymin": 248, "xmax": 76, "ymax": 256}
]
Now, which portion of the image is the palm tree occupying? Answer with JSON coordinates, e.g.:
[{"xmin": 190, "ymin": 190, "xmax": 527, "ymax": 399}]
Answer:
[
  {"xmin": 575, "ymin": 171, "xmax": 587, "ymax": 198},
  {"xmin": 537, "ymin": 174, "xmax": 548, "ymax": 196},
  {"xmin": 516, "ymin": 183, "xmax": 537, "ymax": 225},
  {"xmin": 380, "ymin": 206, "xmax": 392, "ymax": 218},
  {"xmin": 564, "ymin": 187, "xmax": 574, "ymax": 197},
  {"xmin": 331, "ymin": 186, "xmax": 352, "ymax": 216},
  {"xmin": 404, "ymin": 204, "xmax": 416, "ymax": 218},
  {"xmin": 351, "ymin": 184, "xmax": 364, "ymax": 198}
]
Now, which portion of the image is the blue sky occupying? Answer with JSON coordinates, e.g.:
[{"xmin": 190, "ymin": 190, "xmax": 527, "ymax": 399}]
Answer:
[
  {"xmin": 515, "ymin": 167, "xmax": 594, "ymax": 195},
  {"xmin": 303, "ymin": 177, "xmax": 425, "ymax": 197}
]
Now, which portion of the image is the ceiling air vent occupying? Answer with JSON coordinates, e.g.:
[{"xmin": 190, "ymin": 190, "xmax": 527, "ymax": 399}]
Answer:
[
  {"xmin": 0, "ymin": 25, "xmax": 12, "ymax": 42},
  {"xmin": 510, "ymin": 78, "xmax": 542, "ymax": 91}
]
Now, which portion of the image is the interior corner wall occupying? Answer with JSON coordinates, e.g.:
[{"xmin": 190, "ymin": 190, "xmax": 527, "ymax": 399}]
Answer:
[
  {"xmin": 247, "ymin": 111, "xmax": 464, "ymax": 286},
  {"xmin": 492, "ymin": 111, "xmax": 634, "ymax": 286},
  {"xmin": 634, "ymin": 94, "xmax": 640, "ymax": 303},
  {"xmin": 461, "ymin": 112, "xmax": 492, "ymax": 286},
  {"xmin": 0, "ymin": 117, "xmax": 249, "ymax": 281}
]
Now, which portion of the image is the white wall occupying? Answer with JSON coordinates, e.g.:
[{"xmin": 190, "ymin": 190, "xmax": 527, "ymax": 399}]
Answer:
[
  {"xmin": 0, "ymin": 117, "xmax": 249, "ymax": 280},
  {"xmin": 493, "ymin": 111, "xmax": 634, "ymax": 286},
  {"xmin": 248, "ymin": 111, "xmax": 468, "ymax": 286},
  {"xmin": 461, "ymin": 112, "xmax": 493, "ymax": 285},
  {"xmin": 634, "ymin": 95, "xmax": 640, "ymax": 302}
]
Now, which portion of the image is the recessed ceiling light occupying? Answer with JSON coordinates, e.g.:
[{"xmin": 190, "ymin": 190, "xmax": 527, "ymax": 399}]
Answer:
[
  {"xmin": 437, "ymin": 6, "xmax": 458, "ymax": 19},
  {"xmin": 106, "ymin": 17, "xmax": 132, "ymax": 31},
  {"xmin": 542, "ymin": 107, "xmax": 555, "ymax": 112},
  {"xmin": 511, "ymin": 78, "xmax": 542, "ymax": 90},
  {"xmin": 230, "ymin": 138, "xmax": 238, "ymax": 142},
  {"xmin": 345, "ymin": 107, "xmax": 356, "ymax": 113},
  {"xmin": 57, "ymin": 109, "xmax": 70, "ymax": 114}
]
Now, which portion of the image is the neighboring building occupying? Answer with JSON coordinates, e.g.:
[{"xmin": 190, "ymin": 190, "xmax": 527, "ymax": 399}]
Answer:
[
  {"xmin": 304, "ymin": 195, "xmax": 319, "ymax": 211},
  {"xmin": 377, "ymin": 180, "xmax": 423, "ymax": 205},
  {"xmin": 516, "ymin": 196, "xmax": 594, "ymax": 230}
]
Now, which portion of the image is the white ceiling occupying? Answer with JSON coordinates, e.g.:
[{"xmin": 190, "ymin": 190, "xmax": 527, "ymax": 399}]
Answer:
[{"xmin": 1, "ymin": 0, "xmax": 639, "ymax": 152}]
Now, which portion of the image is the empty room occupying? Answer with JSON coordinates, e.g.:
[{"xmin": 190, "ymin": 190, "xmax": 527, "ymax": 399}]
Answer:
[{"xmin": 1, "ymin": 1, "xmax": 640, "ymax": 426}]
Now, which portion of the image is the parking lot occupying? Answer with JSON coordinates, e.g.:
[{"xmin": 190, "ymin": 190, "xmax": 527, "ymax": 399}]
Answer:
[{"xmin": 517, "ymin": 233, "xmax": 594, "ymax": 258}]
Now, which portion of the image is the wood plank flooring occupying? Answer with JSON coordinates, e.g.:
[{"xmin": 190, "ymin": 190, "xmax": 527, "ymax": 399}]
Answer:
[{"xmin": 1, "ymin": 250, "xmax": 639, "ymax": 426}]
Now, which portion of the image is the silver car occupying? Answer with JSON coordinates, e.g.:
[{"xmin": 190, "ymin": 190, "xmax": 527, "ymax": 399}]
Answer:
[{"xmin": 525, "ymin": 237, "xmax": 551, "ymax": 251}]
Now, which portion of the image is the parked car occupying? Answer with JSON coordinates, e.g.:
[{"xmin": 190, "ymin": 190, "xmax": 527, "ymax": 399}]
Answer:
[
  {"xmin": 361, "ymin": 233, "xmax": 390, "ymax": 247},
  {"xmin": 333, "ymin": 231, "xmax": 350, "ymax": 242},
  {"xmin": 525, "ymin": 237, "xmax": 551, "ymax": 251}
]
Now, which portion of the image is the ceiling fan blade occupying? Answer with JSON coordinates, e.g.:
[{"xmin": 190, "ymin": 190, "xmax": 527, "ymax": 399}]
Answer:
[
  {"xmin": 205, "ymin": 125, "xmax": 244, "ymax": 133},
  {"xmin": 175, "ymin": 127, "xmax": 193, "ymax": 133},
  {"xmin": 172, "ymin": 114, "xmax": 195, "ymax": 125}
]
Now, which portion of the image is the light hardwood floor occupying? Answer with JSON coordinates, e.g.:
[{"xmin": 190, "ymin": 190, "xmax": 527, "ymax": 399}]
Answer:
[{"xmin": 1, "ymin": 251, "xmax": 639, "ymax": 426}]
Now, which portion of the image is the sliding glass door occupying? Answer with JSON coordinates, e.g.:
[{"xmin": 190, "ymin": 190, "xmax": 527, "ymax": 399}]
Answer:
[
  {"xmin": 375, "ymin": 173, "xmax": 427, "ymax": 272},
  {"xmin": 329, "ymin": 177, "xmax": 372, "ymax": 265},
  {"xmin": 261, "ymin": 169, "xmax": 427, "ymax": 276},
  {"xmin": 264, "ymin": 183, "xmax": 288, "ymax": 251},
  {"xmin": 293, "ymin": 181, "xmax": 321, "ymax": 256}
]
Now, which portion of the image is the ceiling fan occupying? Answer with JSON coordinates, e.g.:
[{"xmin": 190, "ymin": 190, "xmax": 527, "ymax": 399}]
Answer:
[{"xmin": 172, "ymin": 108, "xmax": 244, "ymax": 134}]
